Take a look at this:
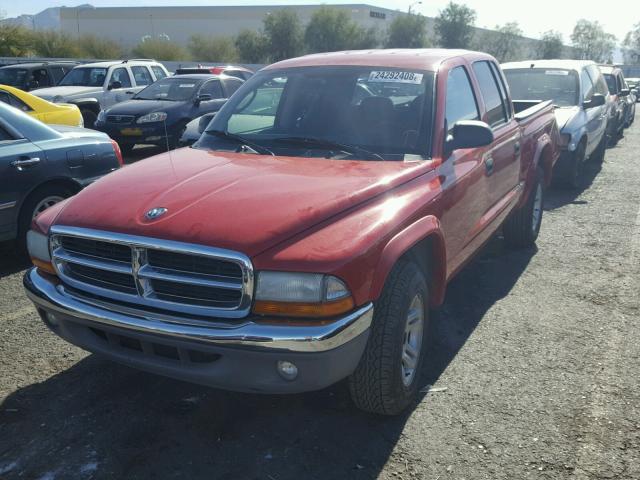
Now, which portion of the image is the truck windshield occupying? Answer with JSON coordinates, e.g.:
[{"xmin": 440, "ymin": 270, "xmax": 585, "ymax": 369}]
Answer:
[
  {"xmin": 59, "ymin": 67, "xmax": 108, "ymax": 87},
  {"xmin": 504, "ymin": 68, "xmax": 579, "ymax": 107},
  {"xmin": 196, "ymin": 66, "xmax": 435, "ymax": 161},
  {"xmin": 0, "ymin": 68, "xmax": 28, "ymax": 89},
  {"xmin": 135, "ymin": 77, "xmax": 202, "ymax": 101}
]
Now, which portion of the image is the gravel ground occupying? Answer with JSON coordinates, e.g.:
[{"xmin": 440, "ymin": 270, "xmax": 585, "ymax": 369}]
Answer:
[{"xmin": 0, "ymin": 124, "xmax": 639, "ymax": 480}]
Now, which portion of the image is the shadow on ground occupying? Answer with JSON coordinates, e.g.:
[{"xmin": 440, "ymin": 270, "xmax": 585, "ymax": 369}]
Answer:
[
  {"xmin": 0, "ymin": 235, "xmax": 536, "ymax": 479},
  {"xmin": 0, "ymin": 241, "xmax": 29, "ymax": 279}
]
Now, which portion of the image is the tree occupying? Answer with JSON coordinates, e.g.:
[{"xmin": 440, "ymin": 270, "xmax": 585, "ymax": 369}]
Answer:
[
  {"xmin": 132, "ymin": 38, "xmax": 187, "ymax": 61},
  {"xmin": 78, "ymin": 34, "xmax": 123, "ymax": 59},
  {"xmin": 305, "ymin": 6, "xmax": 378, "ymax": 53},
  {"xmin": 571, "ymin": 20, "xmax": 616, "ymax": 63},
  {"xmin": 386, "ymin": 13, "xmax": 430, "ymax": 48},
  {"xmin": 622, "ymin": 23, "xmax": 640, "ymax": 64},
  {"xmin": 537, "ymin": 30, "xmax": 564, "ymax": 59},
  {"xmin": 235, "ymin": 29, "xmax": 269, "ymax": 63},
  {"xmin": 262, "ymin": 9, "xmax": 303, "ymax": 61},
  {"xmin": 0, "ymin": 24, "xmax": 34, "ymax": 57},
  {"xmin": 32, "ymin": 30, "xmax": 81, "ymax": 58},
  {"xmin": 188, "ymin": 34, "xmax": 238, "ymax": 62},
  {"xmin": 434, "ymin": 1, "xmax": 476, "ymax": 48},
  {"xmin": 481, "ymin": 22, "xmax": 523, "ymax": 62}
]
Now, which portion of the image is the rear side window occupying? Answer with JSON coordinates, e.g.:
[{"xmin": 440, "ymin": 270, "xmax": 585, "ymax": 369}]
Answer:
[
  {"xmin": 110, "ymin": 67, "xmax": 132, "ymax": 88},
  {"xmin": 581, "ymin": 71, "xmax": 595, "ymax": 101},
  {"xmin": 32, "ymin": 68, "xmax": 51, "ymax": 88},
  {"xmin": 489, "ymin": 62, "xmax": 512, "ymax": 118},
  {"xmin": 446, "ymin": 66, "xmax": 479, "ymax": 132},
  {"xmin": 0, "ymin": 124, "xmax": 14, "ymax": 142},
  {"xmin": 472, "ymin": 61, "xmax": 508, "ymax": 127},
  {"xmin": 131, "ymin": 66, "xmax": 153, "ymax": 86},
  {"xmin": 200, "ymin": 81, "xmax": 223, "ymax": 98},
  {"xmin": 151, "ymin": 66, "xmax": 167, "ymax": 80},
  {"xmin": 604, "ymin": 74, "xmax": 617, "ymax": 94}
]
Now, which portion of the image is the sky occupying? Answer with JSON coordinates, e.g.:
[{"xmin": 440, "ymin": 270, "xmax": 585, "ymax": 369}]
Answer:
[{"xmin": 2, "ymin": 0, "xmax": 637, "ymax": 43}]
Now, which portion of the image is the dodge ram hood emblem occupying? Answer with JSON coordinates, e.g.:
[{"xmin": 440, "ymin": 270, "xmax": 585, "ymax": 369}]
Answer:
[{"xmin": 145, "ymin": 207, "xmax": 168, "ymax": 220}]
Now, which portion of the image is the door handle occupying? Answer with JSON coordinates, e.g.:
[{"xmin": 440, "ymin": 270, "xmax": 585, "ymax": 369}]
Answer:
[
  {"xmin": 514, "ymin": 142, "xmax": 521, "ymax": 155},
  {"xmin": 125, "ymin": 91, "xmax": 135, "ymax": 94},
  {"xmin": 485, "ymin": 156, "xmax": 494, "ymax": 175},
  {"xmin": 11, "ymin": 157, "xmax": 41, "ymax": 170}
]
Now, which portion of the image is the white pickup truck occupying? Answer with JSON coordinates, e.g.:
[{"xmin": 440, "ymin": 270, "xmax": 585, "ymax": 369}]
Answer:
[{"xmin": 33, "ymin": 60, "xmax": 169, "ymax": 127}]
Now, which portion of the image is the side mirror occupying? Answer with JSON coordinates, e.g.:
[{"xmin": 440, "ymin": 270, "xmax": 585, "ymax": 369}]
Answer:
[
  {"xmin": 584, "ymin": 93, "xmax": 605, "ymax": 108},
  {"xmin": 108, "ymin": 81, "xmax": 122, "ymax": 90},
  {"xmin": 445, "ymin": 120, "xmax": 494, "ymax": 156},
  {"xmin": 619, "ymin": 88, "xmax": 630, "ymax": 97},
  {"xmin": 195, "ymin": 93, "xmax": 213, "ymax": 105},
  {"xmin": 197, "ymin": 112, "xmax": 216, "ymax": 134}
]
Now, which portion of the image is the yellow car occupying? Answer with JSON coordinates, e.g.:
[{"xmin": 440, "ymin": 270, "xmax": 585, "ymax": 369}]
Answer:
[{"xmin": 0, "ymin": 84, "xmax": 83, "ymax": 127}]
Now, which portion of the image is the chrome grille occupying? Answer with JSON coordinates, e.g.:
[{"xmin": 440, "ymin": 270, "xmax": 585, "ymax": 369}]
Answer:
[
  {"xmin": 50, "ymin": 226, "xmax": 254, "ymax": 319},
  {"xmin": 106, "ymin": 114, "xmax": 135, "ymax": 124}
]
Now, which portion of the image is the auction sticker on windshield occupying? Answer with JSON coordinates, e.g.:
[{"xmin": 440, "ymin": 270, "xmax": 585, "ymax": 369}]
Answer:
[{"xmin": 368, "ymin": 71, "xmax": 424, "ymax": 84}]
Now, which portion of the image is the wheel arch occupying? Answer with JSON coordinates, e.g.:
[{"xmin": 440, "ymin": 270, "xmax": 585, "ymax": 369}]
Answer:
[
  {"xmin": 18, "ymin": 177, "xmax": 82, "ymax": 220},
  {"xmin": 369, "ymin": 216, "xmax": 447, "ymax": 307}
]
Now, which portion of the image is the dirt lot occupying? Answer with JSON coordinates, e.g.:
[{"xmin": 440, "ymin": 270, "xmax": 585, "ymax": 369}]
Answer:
[{"xmin": 1, "ymin": 124, "xmax": 639, "ymax": 480}]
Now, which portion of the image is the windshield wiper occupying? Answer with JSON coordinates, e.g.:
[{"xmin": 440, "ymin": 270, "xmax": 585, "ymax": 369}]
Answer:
[
  {"xmin": 205, "ymin": 130, "xmax": 274, "ymax": 156},
  {"xmin": 273, "ymin": 136, "xmax": 384, "ymax": 160}
]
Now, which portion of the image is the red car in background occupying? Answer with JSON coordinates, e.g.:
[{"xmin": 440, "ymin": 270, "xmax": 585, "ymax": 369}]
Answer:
[
  {"xmin": 24, "ymin": 49, "xmax": 559, "ymax": 415},
  {"xmin": 175, "ymin": 65, "xmax": 254, "ymax": 80}
]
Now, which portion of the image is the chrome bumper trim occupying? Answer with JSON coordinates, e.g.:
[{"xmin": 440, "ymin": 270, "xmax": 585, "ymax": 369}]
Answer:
[
  {"xmin": 24, "ymin": 268, "xmax": 374, "ymax": 353},
  {"xmin": 0, "ymin": 201, "xmax": 17, "ymax": 211}
]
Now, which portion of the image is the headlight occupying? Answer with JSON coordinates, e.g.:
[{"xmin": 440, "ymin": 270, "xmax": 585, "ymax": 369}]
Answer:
[
  {"xmin": 96, "ymin": 110, "xmax": 106, "ymax": 122},
  {"xmin": 26, "ymin": 230, "xmax": 56, "ymax": 275},
  {"xmin": 253, "ymin": 272, "xmax": 354, "ymax": 318},
  {"xmin": 137, "ymin": 112, "xmax": 167, "ymax": 123}
]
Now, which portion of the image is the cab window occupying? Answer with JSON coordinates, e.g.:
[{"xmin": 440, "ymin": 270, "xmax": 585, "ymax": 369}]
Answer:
[
  {"xmin": 110, "ymin": 68, "xmax": 132, "ymax": 88},
  {"xmin": 472, "ymin": 61, "xmax": 508, "ymax": 127},
  {"xmin": 446, "ymin": 66, "xmax": 480, "ymax": 132},
  {"xmin": 151, "ymin": 66, "xmax": 167, "ymax": 80},
  {"xmin": 200, "ymin": 81, "xmax": 223, "ymax": 98}
]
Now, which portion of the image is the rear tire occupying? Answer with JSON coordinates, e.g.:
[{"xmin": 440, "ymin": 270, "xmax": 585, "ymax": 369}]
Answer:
[
  {"xmin": 349, "ymin": 260, "xmax": 429, "ymax": 415},
  {"xmin": 503, "ymin": 167, "xmax": 544, "ymax": 249},
  {"xmin": 565, "ymin": 142, "xmax": 586, "ymax": 189}
]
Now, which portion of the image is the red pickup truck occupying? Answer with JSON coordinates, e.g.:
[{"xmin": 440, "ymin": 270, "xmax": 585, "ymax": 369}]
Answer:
[{"xmin": 24, "ymin": 50, "xmax": 559, "ymax": 415}]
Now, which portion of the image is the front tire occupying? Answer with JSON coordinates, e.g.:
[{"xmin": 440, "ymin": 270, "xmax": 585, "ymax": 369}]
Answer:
[
  {"xmin": 349, "ymin": 260, "xmax": 429, "ymax": 415},
  {"xmin": 503, "ymin": 167, "xmax": 544, "ymax": 249},
  {"xmin": 591, "ymin": 133, "xmax": 607, "ymax": 164}
]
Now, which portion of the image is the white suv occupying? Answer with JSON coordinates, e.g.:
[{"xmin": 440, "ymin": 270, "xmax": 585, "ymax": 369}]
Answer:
[{"xmin": 33, "ymin": 59, "xmax": 169, "ymax": 127}]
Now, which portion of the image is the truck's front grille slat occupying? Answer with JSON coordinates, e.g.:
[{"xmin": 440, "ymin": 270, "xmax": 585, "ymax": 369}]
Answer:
[{"xmin": 50, "ymin": 227, "xmax": 254, "ymax": 321}]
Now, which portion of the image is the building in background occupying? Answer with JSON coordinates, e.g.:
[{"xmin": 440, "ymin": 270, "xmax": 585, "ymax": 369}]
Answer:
[{"xmin": 59, "ymin": 4, "xmax": 401, "ymax": 47}]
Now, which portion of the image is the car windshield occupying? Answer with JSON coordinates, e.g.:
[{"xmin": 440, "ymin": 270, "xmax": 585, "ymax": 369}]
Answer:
[
  {"xmin": 504, "ymin": 68, "xmax": 579, "ymax": 107},
  {"xmin": 59, "ymin": 67, "xmax": 108, "ymax": 87},
  {"xmin": 195, "ymin": 66, "xmax": 435, "ymax": 161},
  {"xmin": 135, "ymin": 77, "xmax": 202, "ymax": 101},
  {"xmin": 0, "ymin": 68, "xmax": 28, "ymax": 88},
  {"xmin": 603, "ymin": 74, "xmax": 616, "ymax": 94}
]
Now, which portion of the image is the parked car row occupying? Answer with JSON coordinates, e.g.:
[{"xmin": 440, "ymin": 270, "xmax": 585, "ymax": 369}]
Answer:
[{"xmin": 0, "ymin": 48, "xmax": 636, "ymax": 415}]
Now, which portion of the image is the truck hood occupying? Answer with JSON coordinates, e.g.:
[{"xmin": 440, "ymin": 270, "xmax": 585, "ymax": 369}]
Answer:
[
  {"xmin": 554, "ymin": 106, "xmax": 580, "ymax": 131},
  {"xmin": 53, "ymin": 148, "xmax": 432, "ymax": 257},
  {"xmin": 33, "ymin": 86, "xmax": 102, "ymax": 101}
]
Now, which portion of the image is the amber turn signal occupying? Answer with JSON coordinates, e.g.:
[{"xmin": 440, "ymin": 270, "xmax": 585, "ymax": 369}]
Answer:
[
  {"xmin": 253, "ymin": 296, "xmax": 355, "ymax": 318},
  {"xmin": 31, "ymin": 258, "xmax": 57, "ymax": 276}
]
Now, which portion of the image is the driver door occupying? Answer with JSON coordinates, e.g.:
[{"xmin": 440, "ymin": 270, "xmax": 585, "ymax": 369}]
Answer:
[{"xmin": 104, "ymin": 67, "xmax": 135, "ymax": 107}]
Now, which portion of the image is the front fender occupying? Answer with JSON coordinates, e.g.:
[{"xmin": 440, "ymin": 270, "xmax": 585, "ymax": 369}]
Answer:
[{"xmin": 369, "ymin": 215, "xmax": 447, "ymax": 307}]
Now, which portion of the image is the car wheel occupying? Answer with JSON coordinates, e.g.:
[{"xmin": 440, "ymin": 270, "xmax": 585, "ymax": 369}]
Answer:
[
  {"xmin": 17, "ymin": 185, "xmax": 73, "ymax": 256},
  {"xmin": 566, "ymin": 142, "xmax": 586, "ymax": 189},
  {"xmin": 591, "ymin": 133, "xmax": 607, "ymax": 164},
  {"xmin": 81, "ymin": 109, "xmax": 98, "ymax": 128},
  {"xmin": 349, "ymin": 260, "xmax": 429, "ymax": 415},
  {"xmin": 503, "ymin": 167, "xmax": 544, "ymax": 249}
]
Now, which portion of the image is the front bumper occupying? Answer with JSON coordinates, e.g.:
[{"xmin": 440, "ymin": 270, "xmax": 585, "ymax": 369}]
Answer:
[
  {"xmin": 24, "ymin": 268, "xmax": 373, "ymax": 393},
  {"xmin": 94, "ymin": 121, "xmax": 176, "ymax": 146}
]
